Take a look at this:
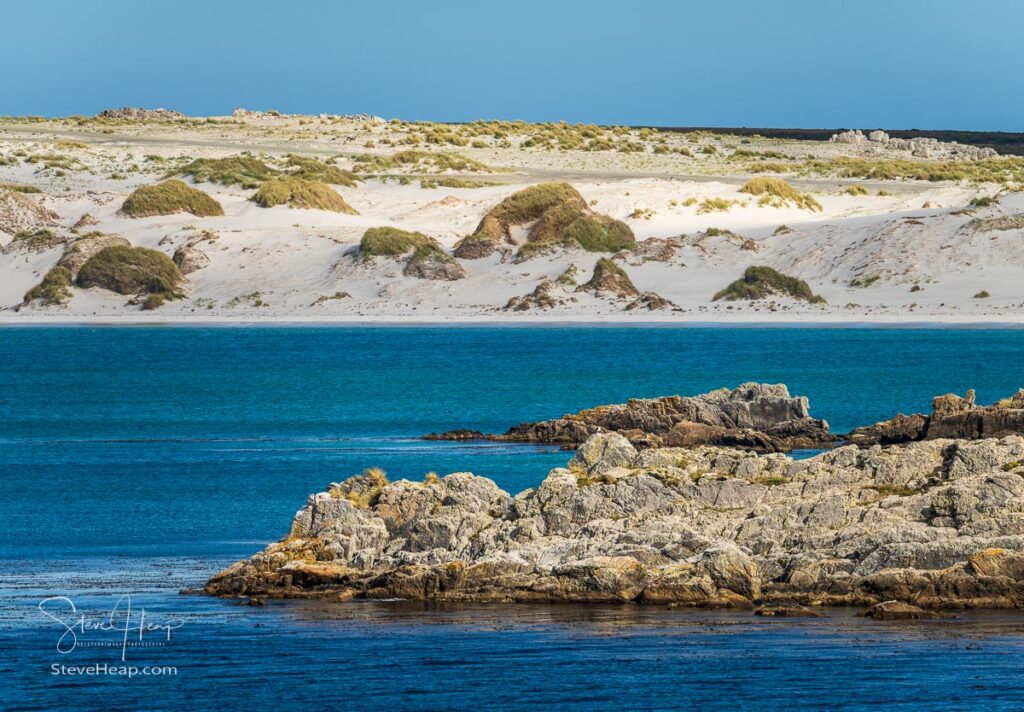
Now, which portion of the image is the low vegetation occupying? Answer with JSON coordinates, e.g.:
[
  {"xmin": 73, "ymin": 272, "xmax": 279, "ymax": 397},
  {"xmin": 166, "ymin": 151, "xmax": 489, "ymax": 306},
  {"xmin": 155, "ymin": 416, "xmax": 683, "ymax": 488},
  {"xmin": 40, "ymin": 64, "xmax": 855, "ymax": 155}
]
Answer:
[
  {"xmin": 285, "ymin": 155, "xmax": 357, "ymax": 186},
  {"xmin": 842, "ymin": 184, "xmax": 869, "ymax": 196},
  {"xmin": 739, "ymin": 177, "xmax": 822, "ymax": 211},
  {"xmin": 76, "ymin": 245, "xmax": 184, "ymax": 300},
  {"xmin": 22, "ymin": 266, "xmax": 73, "ymax": 306},
  {"xmin": 0, "ymin": 182, "xmax": 42, "ymax": 193},
  {"xmin": 251, "ymin": 177, "xmax": 358, "ymax": 213},
  {"xmin": 360, "ymin": 227, "xmax": 436, "ymax": 259},
  {"xmin": 697, "ymin": 197, "xmax": 739, "ymax": 214},
  {"xmin": 121, "ymin": 180, "xmax": 224, "ymax": 218},
  {"xmin": 800, "ymin": 156, "xmax": 1024, "ymax": 184},
  {"xmin": 174, "ymin": 156, "xmax": 278, "ymax": 188},
  {"xmin": 352, "ymin": 150, "xmax": 492, "ymax": 174},
  {"xmin": 420, "ymin": 177, "xmax": 497, "ymax": 189},
  {"xmin": 5, "ymin": 228, "xmax": 65, "ymax": 253},
  {"xmin": 714, "ymin": 266, "xmax": 826, "ymax": 303}
]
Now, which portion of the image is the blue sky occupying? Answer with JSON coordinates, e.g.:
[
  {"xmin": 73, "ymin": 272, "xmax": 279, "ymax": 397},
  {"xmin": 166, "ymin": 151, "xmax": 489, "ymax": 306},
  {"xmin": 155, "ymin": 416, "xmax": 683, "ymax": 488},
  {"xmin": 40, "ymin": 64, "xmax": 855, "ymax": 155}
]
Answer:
[{"xmin": 2, "ymin": 0, "xmax": 1021, "ymax": 130}]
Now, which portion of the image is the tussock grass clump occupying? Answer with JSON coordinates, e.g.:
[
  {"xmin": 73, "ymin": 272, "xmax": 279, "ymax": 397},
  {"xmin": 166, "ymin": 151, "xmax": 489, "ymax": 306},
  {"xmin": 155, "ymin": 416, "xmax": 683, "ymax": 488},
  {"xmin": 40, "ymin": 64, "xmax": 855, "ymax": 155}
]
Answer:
[
  {"xmin": 76, "ymin": 246, "xmax": 184, "ymax": 298},
  {"xmin": 251, "ymin": 177, "xmax": 358, "ymax": 213},
  {"xmin": 740, "ymin": 177, "xmax": 822, "ymax": 211},
  {"xmin": 974, "ymin": 290, "xmax": 991, "ymax": 299},
  {"xmin": 360, "ymin": 227, "xmax": 435, "ymax": 259},
  {"xmin": 476, "ymin": 183, "xmax": 586, "ymax": 241},
  {"xmin": 562, "ymin": 215, "xmax": 634, "ymax": 252},
  {"xmin": 22, "ymin": 266, "xmax": 73, "ymax": 306},
  {"xmin": 175, "ymin": 156, "xmax": 278, "ymax": 188},
  {"xmin": 352, "ymin": 150, "xmax": 492, "ymax": 174},
  {"xmin": 714, "ymin": 266, "xmax": 825, "ymax": 303},
  {"xmin": 285, "ymin": 155, "xmax": 357, "ymax": 186},
  {"xmin": 842, "ymin": 184, "xmax": 869, "ymax": 196},
  {"xmin": 121, "ymin": 180, "xmax": 224, "ymax": 218}
]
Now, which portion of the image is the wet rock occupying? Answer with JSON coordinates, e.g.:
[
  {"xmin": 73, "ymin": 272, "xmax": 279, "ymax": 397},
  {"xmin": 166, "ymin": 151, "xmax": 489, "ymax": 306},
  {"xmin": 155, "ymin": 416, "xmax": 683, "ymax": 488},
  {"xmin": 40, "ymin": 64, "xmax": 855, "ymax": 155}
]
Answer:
[
  {"xmin": 861, "ymin": 601, "xmax": 952, "ymax": 620},
  {"xmin": 754, "ymin": 603, "xmax": 827, "ymax": 618}
]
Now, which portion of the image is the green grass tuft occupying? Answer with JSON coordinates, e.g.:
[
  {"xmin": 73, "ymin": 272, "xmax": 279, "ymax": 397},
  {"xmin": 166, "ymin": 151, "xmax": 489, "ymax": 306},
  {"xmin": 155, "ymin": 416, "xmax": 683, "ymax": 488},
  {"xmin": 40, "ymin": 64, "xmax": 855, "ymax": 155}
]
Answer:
[
  {"xmin": 714, "ymin": 266, "xmax": 825, "ymax": 303},
  {"xmin": 352, "ymin": 150, "xmax": 492, "ymax": 174},
  {"xmin": 360, "ymin": 227, "xmax": 436, "ymax": 259},
  {"xmin": 22, "ymin": 266, "xmax": 73, "ymax": 306},
  {"xmin": 251, "ymin": 177, "xmax": 358, "ymax": 213},
  {"xmin": 76, "ymin": 246, "xmax": 184, "ymax": 298},
  {"xmin": 0, "ymin": 182, "xmax": 42, "ymax": 193},
  {"xmin": 121, "ymin": 180, "xmax": 224, "ymax": 218}
]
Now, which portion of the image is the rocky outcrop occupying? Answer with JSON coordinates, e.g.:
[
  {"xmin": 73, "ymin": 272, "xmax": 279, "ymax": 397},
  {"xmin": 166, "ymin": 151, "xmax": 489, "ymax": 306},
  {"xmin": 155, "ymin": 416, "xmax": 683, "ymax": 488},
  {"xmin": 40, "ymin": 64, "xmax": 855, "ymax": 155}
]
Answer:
[
  {"xmin": 402, "ymin": 248, "xmax": 467, "ymax": 281},
  {"xmin": 625, "ymin": 291, "xmax": 676, "ymax": 311},
  {"xmin": 205, "ymin": 432, "xmax": 1024, "ymax": 609},
  {"xmin": 172, "ymin": 244, "xmax": 210, "ymax": 275},
  {"xmin": 576, "ymin": 258, "xmax": 639, "ymax": 299},
  {"xmin": 425, "ymin": 383, "xmax": 833, "ymax": 452},
  {"xmin": 503, "ymin": 279, "xmax": 572, "ymax": 311},
  {"xmin": 829, "ymin": 130, "xmax": 997, "ymax": 159},
  {"xmin": 97, "ymin": 107, "xmax": 185, "ymax": 121},
  {"xmin": 847, "ymin": 389, "xmax": 1024, "ymax": 446}
]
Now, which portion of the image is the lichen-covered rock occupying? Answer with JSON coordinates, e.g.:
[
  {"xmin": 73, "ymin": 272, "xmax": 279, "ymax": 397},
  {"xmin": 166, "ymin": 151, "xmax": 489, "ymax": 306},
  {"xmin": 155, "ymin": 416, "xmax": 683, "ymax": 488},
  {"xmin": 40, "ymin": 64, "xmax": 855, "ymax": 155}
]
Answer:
[
  {"xmin": 206, "ymin": 432, "xmax": 1024, "ymax": 610},
  {"xmin": 172, "ymin": 243, "xmax": 210, "ymax": 274},
  {"xmin": 402, "ymin": 247, "xmax": 466, "ymax": 281}
]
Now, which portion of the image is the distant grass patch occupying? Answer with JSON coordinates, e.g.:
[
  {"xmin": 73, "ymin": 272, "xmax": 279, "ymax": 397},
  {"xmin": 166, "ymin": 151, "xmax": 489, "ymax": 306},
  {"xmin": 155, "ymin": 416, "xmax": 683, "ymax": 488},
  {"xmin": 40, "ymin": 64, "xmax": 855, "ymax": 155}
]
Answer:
[
  {"xmin": 121, "ymin": 180, "xmax": 224, "ymax": 218},
  {"xmin": 969, "ymin": 196, "xmax": 997, "ymax": 207},
  {"xmin": 0, "ymin": 182, "xmax": 42, "ymax": 193},
  {"xmin": 697, "ymin": 197, "xmax": 739, "ymax": 214},
  {"xmin": 251, "ymin": 177, "xmax": 358, "ymax": 213},
  {"xmin": 562, "ymin": 215, "xmax": 634, "ymax": 252},
  {"xmin": 842, "ymin": 184, "xmax": 869, "ymax": 196},
  {"xmin": 420, "ymin": 177, "xmax": 497, "ymax": 189},
  {"xmin": 974, "ymin": 290, "xmax": 991, "ymax": 299},
  {"xmin": 801, "ymin": 156, "xmax": 1024, "ymax": 184},
  {"xmin": 739, "ymin": 177, "xmax": 822, "ymax": 211},
  {"xmin": 285, "ymin": 155, "xmax": 357, "ymax": 186},
  {"xmin": 22, "ymin": 266, "xmax": 72, "ymax": 306},
  {"xmin": 360, "ymin": 226, "xmax": 435, "ymax": 259},
  {"xmin": 76, "ymin": 246, "xmax": 184, "ymax": 299},
  {"xmin": 352, "ymin": 150, "xmax": 492, "ymax": 174},
  {"xmin": 850, "ymin": 274, "xmax": 881, "ymax": 288},
  {"xmin": 714, "ymin": 266, "xmax": 825, "ymax": 303},
  {"xmin": 174, "ymin": 156, "xmax": 278, "ymax": 188}
]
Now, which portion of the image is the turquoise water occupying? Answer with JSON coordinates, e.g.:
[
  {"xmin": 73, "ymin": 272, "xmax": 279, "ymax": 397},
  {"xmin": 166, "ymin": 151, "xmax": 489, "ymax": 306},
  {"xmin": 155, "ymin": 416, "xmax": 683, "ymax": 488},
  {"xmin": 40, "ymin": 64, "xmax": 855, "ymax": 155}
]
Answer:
[{"xmin": 2, "ymin": 326, "xmax": 1024, "ymax": 710}]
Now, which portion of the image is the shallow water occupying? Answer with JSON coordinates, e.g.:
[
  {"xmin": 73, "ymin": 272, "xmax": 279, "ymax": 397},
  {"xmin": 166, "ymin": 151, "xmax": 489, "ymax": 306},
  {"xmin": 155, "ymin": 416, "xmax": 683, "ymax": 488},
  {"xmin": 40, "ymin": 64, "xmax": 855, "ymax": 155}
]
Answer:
[{"xmin": 2, "ymin": 326, "xmax": 1024, "ymax": 710}]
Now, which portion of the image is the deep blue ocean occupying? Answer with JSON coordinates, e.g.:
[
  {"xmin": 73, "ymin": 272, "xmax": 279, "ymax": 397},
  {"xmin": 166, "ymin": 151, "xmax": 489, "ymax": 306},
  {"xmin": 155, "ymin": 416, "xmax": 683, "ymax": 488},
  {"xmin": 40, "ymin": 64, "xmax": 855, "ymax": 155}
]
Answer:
[{"xmin": 2, "ymin": 326, "xmax": 1024, "ymax": 710}]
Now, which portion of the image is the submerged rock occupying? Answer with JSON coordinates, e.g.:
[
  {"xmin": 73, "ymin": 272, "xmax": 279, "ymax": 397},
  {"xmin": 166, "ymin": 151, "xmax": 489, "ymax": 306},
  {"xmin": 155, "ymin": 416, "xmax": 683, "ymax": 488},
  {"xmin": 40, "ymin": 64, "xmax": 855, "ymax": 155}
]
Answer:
[{"xmin": 205, "ymin": 432, "xmax": 1024, "ymax": 609}]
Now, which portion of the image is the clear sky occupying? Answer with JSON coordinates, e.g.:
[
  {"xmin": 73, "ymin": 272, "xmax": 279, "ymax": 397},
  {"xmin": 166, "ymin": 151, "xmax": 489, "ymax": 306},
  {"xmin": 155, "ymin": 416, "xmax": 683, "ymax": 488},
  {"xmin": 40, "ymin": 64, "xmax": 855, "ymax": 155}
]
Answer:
[{"xmin": 3, "ymin": 0, "xmax": 1022, "ymax": 130}]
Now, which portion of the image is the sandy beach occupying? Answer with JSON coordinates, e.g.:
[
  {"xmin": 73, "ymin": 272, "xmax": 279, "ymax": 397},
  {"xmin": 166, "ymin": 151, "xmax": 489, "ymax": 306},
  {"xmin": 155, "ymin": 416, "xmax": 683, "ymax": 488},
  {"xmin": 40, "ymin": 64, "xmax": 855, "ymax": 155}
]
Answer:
[{"xmin": 3, "ymin": 113, "xmax": 1023, "ymax": 324}]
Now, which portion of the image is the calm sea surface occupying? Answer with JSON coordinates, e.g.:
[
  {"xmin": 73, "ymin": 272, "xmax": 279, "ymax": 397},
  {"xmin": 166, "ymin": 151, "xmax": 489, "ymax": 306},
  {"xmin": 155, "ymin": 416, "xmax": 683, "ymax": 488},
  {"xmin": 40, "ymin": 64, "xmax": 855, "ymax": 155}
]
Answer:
[{"xmin": 2, "ymin": 326, "xmax": 1024, "ymax": 710}]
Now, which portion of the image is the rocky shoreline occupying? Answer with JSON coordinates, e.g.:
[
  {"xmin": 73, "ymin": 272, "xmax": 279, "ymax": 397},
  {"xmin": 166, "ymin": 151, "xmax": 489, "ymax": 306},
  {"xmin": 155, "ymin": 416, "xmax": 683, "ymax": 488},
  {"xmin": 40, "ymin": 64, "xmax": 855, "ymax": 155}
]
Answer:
[{"xmin": 205, "ymin": 429, "xmax": 1024, "ymax": 610}]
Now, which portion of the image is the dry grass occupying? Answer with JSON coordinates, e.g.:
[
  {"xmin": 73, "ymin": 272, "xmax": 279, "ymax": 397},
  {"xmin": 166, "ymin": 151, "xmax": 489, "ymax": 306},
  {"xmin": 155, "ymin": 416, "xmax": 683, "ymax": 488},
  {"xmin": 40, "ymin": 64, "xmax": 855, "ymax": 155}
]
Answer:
[
  {"xmin": 740, "ymin": 177, "xmax": 822, "ymax": 211},
  {"xmin": 360, "ymin": 226, "xmax": 436, "ymax": 259},
  {"xmin": 251, "ymin": 177, "xmax": 358, "ymax": 213},
  {"xmin": 475, "ymin": 183, "xmax": 586, "ymax": 241},
  {"xmin": 22, "ymin": 266, "xmax": 73, "ymax": 306},
  {"xmin": 174, "ymin": 156, "xmax": 278, "ymax": 188},
  {"xmin": 121, "ymin": 180, "xmax": 224, "ymax": 218}
]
